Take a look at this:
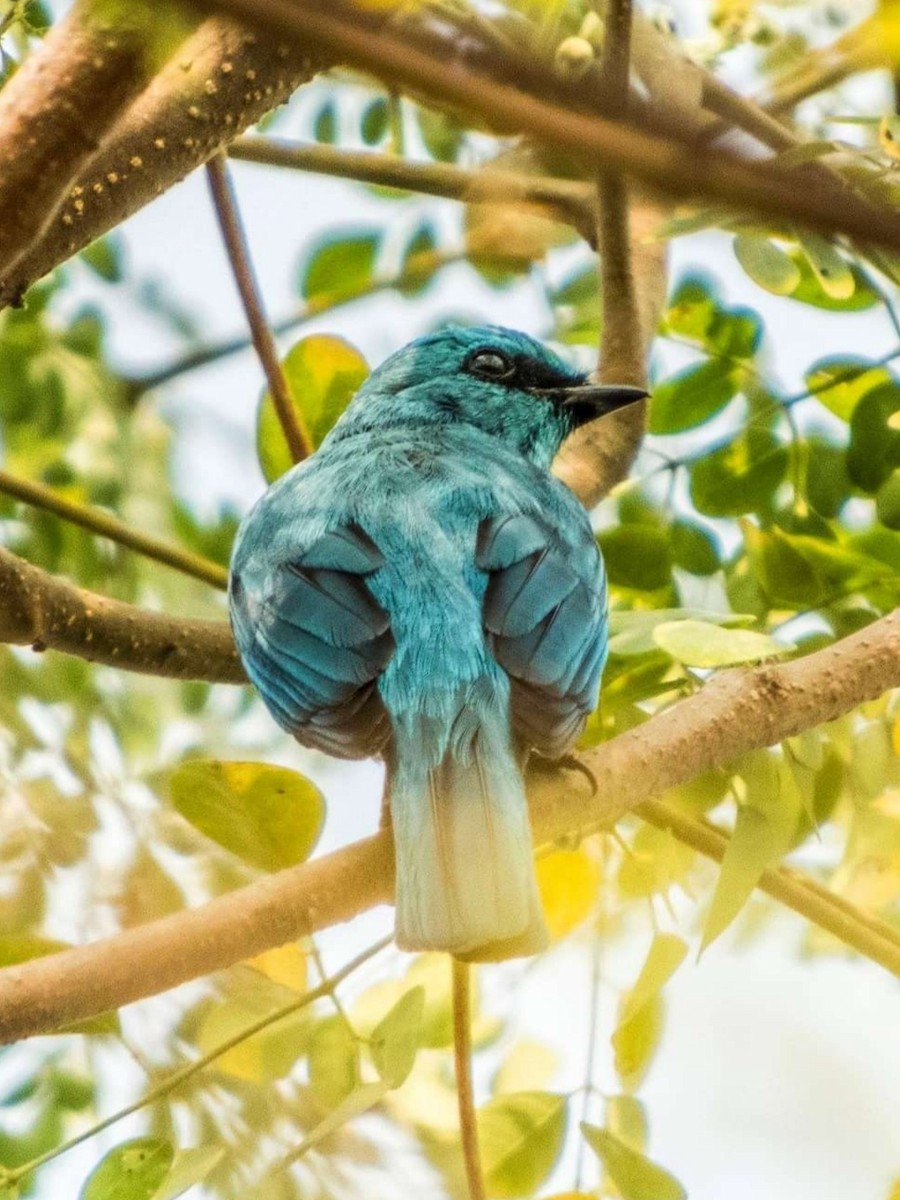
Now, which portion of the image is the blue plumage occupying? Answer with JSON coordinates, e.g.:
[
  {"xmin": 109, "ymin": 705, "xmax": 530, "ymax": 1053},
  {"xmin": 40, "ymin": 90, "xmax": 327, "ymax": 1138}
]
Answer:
[{"xmin": 229, "ymin": 325, "xmax": 644, "ymax": 960}]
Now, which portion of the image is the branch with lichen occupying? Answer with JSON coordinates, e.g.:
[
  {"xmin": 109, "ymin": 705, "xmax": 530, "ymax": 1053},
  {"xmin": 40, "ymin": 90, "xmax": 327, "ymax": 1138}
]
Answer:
[
  {"xmin": 0, "ymin": 546, "xmax": 243, "ymax": 682},
  {"xmin": 0, "ymin": 9, "xmax": 321, "ymax": 307},
  {"xmin": 3, "ymin": 605, "xmax": 900, "ymax": 1041}
]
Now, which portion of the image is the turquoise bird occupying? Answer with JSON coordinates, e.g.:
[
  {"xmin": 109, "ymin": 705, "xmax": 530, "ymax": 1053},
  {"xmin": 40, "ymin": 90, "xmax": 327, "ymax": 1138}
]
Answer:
[{"xmin": 229, "ymin": 326, "xmax": 644, "ymax": 960}]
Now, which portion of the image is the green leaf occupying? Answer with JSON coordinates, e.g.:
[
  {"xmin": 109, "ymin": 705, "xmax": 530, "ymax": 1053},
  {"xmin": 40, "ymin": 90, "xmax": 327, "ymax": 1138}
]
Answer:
[
  {"xmin": 361, "ymin": 97, "xmax": 390, "ymax": 144},
  {"xmin": 299, "ymin": 231, "xmax": 379, "ymax": 302},
  {"xmin": 799, "ymin": 234, "xmax": 855, "ymax": 300},
  {"xmin": 478, "ymin": 1092, "xmax": 568, "ymax": 1198},
  {"xmin": 746, "ymin": 523, "xmax": 895, "ymax": 609},
  {"xmin": 417, "ymin": 105, "xmax": 465, "ymax": 161},
  {"xmin": 313, "ymin": 99, "xmax": 337, "ymax": 144},
  {"xmin": 257, "ymin": 333, "xmax": 368, "ymax": 480},
  {"xmin": 733, "ymin": 234, "xmax": 800, "ymax": 296},
  {"xmin": 152, "ymin": 1147, "xmax": 225, "ymax": 1200},
  {"xmin": 786, "ymin": 248, "xmax": 877, "ymax": 311},
  {"xmin": 309, "ymin": 1015, "xmax": 360, "ymax": 1109},
  {"xmin": 878, "ymin": 468, "xmax": 900, "ymax": 529},
  {"xmin": 620, "ymin": 934, "xmax": 688, "ymax": 1026},
  {"xmin": 81, "ymin": 236, "xmax": 123, "ymax": 283},
  {"xmin": 581, "ymin": 1124, "xmax": 686, "ymax": 1200},
  {"xmin": 80, "ymin": 1137, "xmax": 174, "ymax": 1200},
  {"xmin": 690, "ymin": 429, "xmax": 787, "ymax": 518},
  {"xmin": 397, "ymin": 223, "xmax": 440, "ymax": 296},
  {"xmin": 805, "ymin": 357, "xmax": 890, "ymax": 421},
  {"xmin": 653, "ymin": 619, "xmax": 793, "ymax": 667},
  {"xmin": 848, "ymin": 381, "xmax": 900, "ymax": 493},
  {"xmin": 370, "ymin": 986, "xmax": 425, "ymax": 1088},
  {"xmin": 607, "ymin": 608, "xmax": 752, "ymax": 657},
  {"xmin": 701, "ymin": 806, "xmax": 777, "ymax": 952},
  {"xmin": 670, "ymin": 520, "xmax": 720, "ymax": 575},
  {"xmin": 649, "ymin": 359, "xmax": 739, "ymax": 434},
  {"xmin": 167, "ymin": 760, "xmax": 324, "ymax": 872},
  {"xmin": 806, "ymin": 437, "xmax": 850, "ymax": 518},
  {"xmin": 598, "ymin": 526, "xmax": 672, "ymax": 591}
]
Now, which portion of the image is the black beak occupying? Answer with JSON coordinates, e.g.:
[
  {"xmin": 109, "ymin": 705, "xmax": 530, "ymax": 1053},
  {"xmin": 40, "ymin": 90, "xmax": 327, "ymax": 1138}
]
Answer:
[{"xmin": 531, "ymin": 382, "xmax": 649, "ymax": 426}]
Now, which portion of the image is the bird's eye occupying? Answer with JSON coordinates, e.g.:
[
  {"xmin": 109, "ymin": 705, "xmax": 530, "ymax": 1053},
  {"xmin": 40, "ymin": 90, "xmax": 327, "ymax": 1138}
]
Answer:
[{"xmin": 467, "ymin": 350, "xmax": 515, "ymax": 380}]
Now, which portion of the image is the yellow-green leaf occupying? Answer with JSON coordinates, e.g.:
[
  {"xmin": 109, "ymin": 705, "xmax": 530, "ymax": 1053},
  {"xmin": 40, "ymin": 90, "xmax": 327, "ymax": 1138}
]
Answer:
[
  {"xmin": 701, "ymin": 806, "xmax": 778, "ymax": 953},
  {"xmin": 194, "ymin": 979, "xmax": 311, "ymax": 1082},
  {"xmin": 478, "ymin": 1092, "xmax": 568, "ymax": 1198},
  {"xmin": 292, "ymin": 1081, "xmax": 390, "ymax": 1160},
  {"xmin": 800, "ymin": 234, "xmax": 855, "ymax": 300},
  {"xmin": 606, "ymin": 1094, "xmax": 648, "ymax": 1151},
  {"xmin": 153, "ymin": 1147, "xmax": 224, "ymax": 1200},
  {"xmin": 734, "ymin": 234, "xmax": 801, "ymax": 296},
  {"xmin": 581, "ymin": 1123, "xmax": 686, "ymax": 1200},
  {"xmin": 80, "ymin": 1137, "xmax": 174, "ymax": 1200},
  {"xmin": 493, "ymin": 1038, "xmax": 558, "ymax": 1095},
  {"xmin": 370, "ymin": 986, "xmax": 425, "ymax": 1088},
  {"xmin": 309, "ymin": 1015, "xmax": 360, "ymax": 1108},
  {"xmin": 257, "ymin": 334, "xmax": 368, "ymax": 481},
  {"xmin": 168, "ymin": 759, "xmax": 324, "ymax": 872},
  {"xmin": 536, "ymin": 846, "xmax": 600, "ymax": 938},
  {"xmin": 653, "ymin": 619, "xmax": 792, "ymax": 667},
  {"xmin": 620, "ymin": 933, "xmax": 688, "ymax": 1026},
  {"xmin": 611, "ymin": 994, "xmax": 663, "ymax": 1090}
]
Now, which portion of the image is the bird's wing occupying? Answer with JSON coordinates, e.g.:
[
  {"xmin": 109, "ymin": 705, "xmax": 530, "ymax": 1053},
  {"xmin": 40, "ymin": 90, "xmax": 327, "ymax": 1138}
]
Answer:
[
  {"xmin": 476, "ymin": 509, "xmax": 606, "ymax": 758},
  {"xmin": 230, "ymin": 523, "xmax": 394, "ymax": 759}
]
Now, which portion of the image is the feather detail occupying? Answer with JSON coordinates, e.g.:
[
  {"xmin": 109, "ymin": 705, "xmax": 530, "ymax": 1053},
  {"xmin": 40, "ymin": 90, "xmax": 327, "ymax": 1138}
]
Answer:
[{"xmin": 390, "ymin": 705, "xmax": 548, "ymax": 962}]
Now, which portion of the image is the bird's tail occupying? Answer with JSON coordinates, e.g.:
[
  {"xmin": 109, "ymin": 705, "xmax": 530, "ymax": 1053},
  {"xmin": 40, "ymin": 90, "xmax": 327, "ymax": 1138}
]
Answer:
[{"xmin": 388, "ymin": 706, "xmax": 548, "ymax": 962}]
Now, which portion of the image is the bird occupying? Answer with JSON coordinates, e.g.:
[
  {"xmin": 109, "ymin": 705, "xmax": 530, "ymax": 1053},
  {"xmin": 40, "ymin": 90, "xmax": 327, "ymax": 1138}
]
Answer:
[{"xmin": 228, "ymin": 325, "xmax": 645, "ymax": 961}]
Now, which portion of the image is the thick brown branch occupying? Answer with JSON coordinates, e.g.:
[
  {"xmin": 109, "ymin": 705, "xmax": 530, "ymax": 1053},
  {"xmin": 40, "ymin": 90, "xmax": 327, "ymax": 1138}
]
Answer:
[
  {"xmin": 554, "ymin": 0, "xmax": 650, "ymax": 509},
  {"xmin": 0, "ymin": 13, "xmax": 320, "ymax": 308},
  {"xmin": 0, "ymin": 0, "xmax": 176, "ymax": 295},
  {"xmin": 0, "ymin": 546, "xmax": 244, "ymax": 682},
  {"xmin": 554, "ymin": 193, "xmax": 667, "ymax": 506},
  {"xmin": 2, "ymin": 608, "xmax": 900, "ymax": 1042}
]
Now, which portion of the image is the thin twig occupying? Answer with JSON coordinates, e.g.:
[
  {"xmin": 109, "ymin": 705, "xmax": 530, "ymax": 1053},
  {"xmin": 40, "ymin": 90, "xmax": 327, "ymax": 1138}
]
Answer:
[
  {"xmin": 4, "ymin": 935, "xmax": 391, "ymax": 1189},
  {"xmin": 228, "ymin": 136, "xmax": 592, "ymax": 222},
  {"xmin": 574, "ymin": 931, "xmax": 603, "ymax": 1191},
  {"xmin": 130, "ymin": 249, "xmax": 464, "ymax": 396},
  {"xmin": 638, "ymin": 798, "xmax": 900, "ymax": 974},
  {"xmin": 0, "ymin": 469, "xmax": 228, "ymax": 590},
  {"xmin": 205, "ymin": 152, "xmax": 311, "ymax": 462},
  {"xmin": 452, "ymin": 959, "xmax": 486, "ymax": 1200}
]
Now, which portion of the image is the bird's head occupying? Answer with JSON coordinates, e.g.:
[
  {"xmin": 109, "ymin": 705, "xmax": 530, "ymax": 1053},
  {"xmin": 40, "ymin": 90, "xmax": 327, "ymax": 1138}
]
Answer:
[{"xmin": 331, "ymin": 325, "xmax": 647, "ymax": 467}]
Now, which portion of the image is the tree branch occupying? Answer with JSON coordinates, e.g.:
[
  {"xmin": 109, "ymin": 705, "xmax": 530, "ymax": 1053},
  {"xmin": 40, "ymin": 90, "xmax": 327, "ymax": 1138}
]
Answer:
[
  {"xmin": 638, "ymin": 797, "xmax": 900, "ymax": 976},
  {"xmin": 0, "ymin": 11, "xmax": 321, "ymax": 308},
  {"xmin": 0, "ymin": 0, "xmax": 179, "ymax": 297},
  {"xmin": 0, "ymin": 469, "xmax": 228, "ymax": 590},
  {"xmin": 3, "ymin": 607, "xmax": 900, "ymax": 1041},
  {"xmin": 202, "ymin": 0, "xmax": 900, "ymax": 254},
  {"xmin": 228, "ymin": 136, "xmax": 594, "ymax": 227},
  {"xmin": 553, "ymin": 0, "xmax": 662, "ymax": 508},
  {"xmin": 206, "ymin": 152, "xmax": 311, "ymax": 461},
  {"xmin": 0, "ymin": 546, "xmax": 243, "ymax": 682}
]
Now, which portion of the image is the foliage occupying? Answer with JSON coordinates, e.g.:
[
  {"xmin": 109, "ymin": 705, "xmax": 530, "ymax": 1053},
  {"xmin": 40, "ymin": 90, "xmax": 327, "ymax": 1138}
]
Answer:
[{"xmin": 2, "ymin": 0, "xmax": 900, "ymax": 1198}]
